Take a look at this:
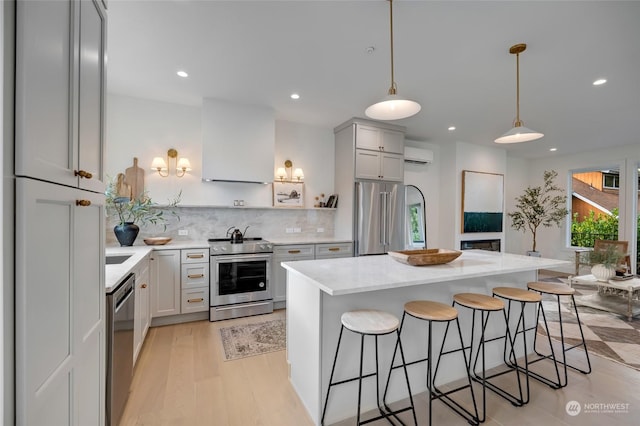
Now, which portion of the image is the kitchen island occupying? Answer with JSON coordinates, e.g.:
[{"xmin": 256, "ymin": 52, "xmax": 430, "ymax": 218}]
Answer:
[{"xmin": 282, "ymin": 250, "xmax": 569, "ymax": 425}]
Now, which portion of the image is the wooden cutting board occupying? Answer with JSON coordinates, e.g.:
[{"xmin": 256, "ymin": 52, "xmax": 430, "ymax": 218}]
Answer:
[{"xmin": 125, "ymin": 157, "xmax": 145, "ymax": 200}]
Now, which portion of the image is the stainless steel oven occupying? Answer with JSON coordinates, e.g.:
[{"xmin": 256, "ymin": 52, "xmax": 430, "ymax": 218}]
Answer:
[{"xmin": 209, "ymin": 237, "xmax": 273, "ymax": 321}]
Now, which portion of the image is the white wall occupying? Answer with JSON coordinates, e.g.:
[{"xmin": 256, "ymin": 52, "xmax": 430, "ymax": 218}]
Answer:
[
  {"xmin": 404, "ymin": 142, "xmax": 440, "ymax": 248},
  {"xmin": 106, "ymin": 95, "xmax": 335, "ymax": 209}
]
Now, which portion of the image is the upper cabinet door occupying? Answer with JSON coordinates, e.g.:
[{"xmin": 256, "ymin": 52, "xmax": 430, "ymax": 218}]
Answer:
[
  {"xmin": 15, "ymin": 0, "xmax": 77, "ymax": 187},
  {"xmin": 78, "ymin": 0, "xmax": 106, "ymax": 192},
  {"xmin": 355, "ymin": 125, "xmax": 382, "ymax": 151},
  {"xmin": 16, "ymin": 0, "xmax": 106, "ymax": 192},
  {"xmin": 380, "ymin": 129, "xmax": 404, "ymax": 154}
]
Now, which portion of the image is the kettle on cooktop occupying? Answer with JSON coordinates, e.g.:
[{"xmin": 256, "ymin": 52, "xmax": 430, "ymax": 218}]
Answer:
[{"xmin": 226, "ymin": 226, "xmax": 250, "ymax": 243}]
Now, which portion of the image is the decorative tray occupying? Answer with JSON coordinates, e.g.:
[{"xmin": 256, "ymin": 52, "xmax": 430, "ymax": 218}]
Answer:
[
  {"xmin": 143, "ymin": 237, "xmax": 172, "ymax": 246},
  {"xmin": 388, "ymin": 248, "xmax": 462, "ymax": 266}
]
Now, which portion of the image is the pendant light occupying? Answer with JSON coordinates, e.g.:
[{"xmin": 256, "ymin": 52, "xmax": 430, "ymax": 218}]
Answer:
[
  {"xmin": 494, "ymin": 43, "xmax": 543, "ymax": 143},
  {"xmin": 365, "ymin": 0, "xmax": 421, "ymax": 121}
]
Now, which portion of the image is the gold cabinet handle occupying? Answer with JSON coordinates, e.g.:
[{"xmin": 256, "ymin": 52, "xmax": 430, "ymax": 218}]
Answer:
[
  {"xmin": 141, "ymin": 283, "xmax": 147, "ymax": 289},
  {"xmin": 288, "ymin": 250, "xmax": 301, "ymax": 254},
  {"xmin": 76, "ymin": 200, "xmax": 91, "ymax": 207},
  {"xmin": 74, "ymin": 170, "xmax": 93, "ymax": 179},
  {"xmin": 187, "ymin": 298, "xmax": 204, "ymax": 303},
  {"xmin": 187, "ymin": 274, "xmax": 204, "ymax": 279},
  {"xmin": 328, "ymin": 247, "xmax": 340, "ymax": 252},
  {"xmin": 187, "ymin": 254, "xmax": 204, "ymax": 259}
]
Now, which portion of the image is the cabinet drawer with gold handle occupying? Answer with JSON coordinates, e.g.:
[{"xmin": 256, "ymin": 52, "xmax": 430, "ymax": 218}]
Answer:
[
  {"xmin": 181, "ymin": 288, "xmax": 208, "ymax": 313},
  {"xmin": 181, "ymin": 264, "xmax": 209, "ymax": 289},
  {"xmin": 315, "ymin": 242, "xmax": 353, "ymax": 259},
  {"xmin": 181, "ymin": 249, "xmax": 208, "ymax": 263},
  {"xmin": 273, "ymin": 244, "xmax": 314, "ymax": 258}
]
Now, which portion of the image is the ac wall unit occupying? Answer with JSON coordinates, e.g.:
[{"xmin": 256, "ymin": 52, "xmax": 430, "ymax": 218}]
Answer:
[{"xmin": 404, "ymin": 146, "xmax": 433, "ymax": 164}]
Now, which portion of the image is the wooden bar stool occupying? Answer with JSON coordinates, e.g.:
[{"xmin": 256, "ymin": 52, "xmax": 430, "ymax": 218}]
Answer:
[
  {"xmin": 527, "ymin": 281, "xmax": 592, "ymax": 388},
  {"xmin": 383, "ymin": 301, "xmax": 479, "ymax": 426},
  {"xmin": 321, "ymin": 309, "xmax": 417, "ymax": 426},
  {"xmin": 491, "ymin": 287, "xmax": 562, "ymax": 400},
  {"xmin": 453, "ymin": 293, "xmax": 525, "ymax": 423}
]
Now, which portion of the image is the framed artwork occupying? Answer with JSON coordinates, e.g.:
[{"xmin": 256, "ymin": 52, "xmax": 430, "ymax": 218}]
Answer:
[
  {"xmin": 462, "ymin": 170, "xmax": 504, "ymax": 233},
  {"xmin": 273, "ymin": 182, "xmax": 304, "ymax": 208}
]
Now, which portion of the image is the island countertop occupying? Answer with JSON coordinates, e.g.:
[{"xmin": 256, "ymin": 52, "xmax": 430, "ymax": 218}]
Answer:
[{"xmin": 282, "ymin": 249, "xmax": 570, "ymax": 296}]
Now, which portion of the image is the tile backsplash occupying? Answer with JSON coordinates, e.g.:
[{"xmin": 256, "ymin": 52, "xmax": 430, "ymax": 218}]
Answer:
[{"xmin": 106, "ymin": 206, "xmax": 336, "ymax": 245}]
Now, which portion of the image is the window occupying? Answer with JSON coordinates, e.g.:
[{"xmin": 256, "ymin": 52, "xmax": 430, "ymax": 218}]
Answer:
[
  {"xmin": 603, "ymin": 172, "xmax": 620, "ymax": 189},
  {"xmin": 408, "ymin": 203, "xmax": 425, "ymax": 246}
]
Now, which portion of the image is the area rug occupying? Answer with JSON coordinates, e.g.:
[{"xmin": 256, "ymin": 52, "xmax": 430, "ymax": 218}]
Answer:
[
  {"xmin": 219, "ymin": 319, "xmax": 286, "ymax": 361},
  {"xmin": 536, "ymin": 277, "xmax": 640, "ymax": 371}
]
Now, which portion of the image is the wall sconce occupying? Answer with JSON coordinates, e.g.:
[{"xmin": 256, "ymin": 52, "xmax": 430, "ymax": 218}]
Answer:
[
  {"xmin": 151, "ymin": 148, "xmax": 192, "ymax": 178},
  {"xmin": 275, "ymin": 159, "xmax": 304, "ymax": 182}
]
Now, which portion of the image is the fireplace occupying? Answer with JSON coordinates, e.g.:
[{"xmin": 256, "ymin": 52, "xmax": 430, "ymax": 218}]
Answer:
[{"xmin": 460, "ymin": 239, "xmax": 501, "ymax": 252}]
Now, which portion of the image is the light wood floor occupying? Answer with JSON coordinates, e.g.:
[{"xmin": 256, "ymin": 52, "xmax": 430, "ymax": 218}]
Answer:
[{"xmin": 120, "ymin": 309, "xmax": 640, "ymax": 425}]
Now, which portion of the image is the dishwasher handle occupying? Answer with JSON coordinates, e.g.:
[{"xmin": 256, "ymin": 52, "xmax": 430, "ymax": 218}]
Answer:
[{"xmin": 115, "ymin": 285, "xmax": 134, "ymax": 313}]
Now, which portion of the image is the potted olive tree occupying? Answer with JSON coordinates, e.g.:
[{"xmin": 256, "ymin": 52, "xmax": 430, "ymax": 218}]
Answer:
[
  {"xmin": 507, "ymin": 170, "xmax": 569, "ymax": 256},
  {"xmin": 105, "ymin": 177, "xmax": 181, "ymax": 246}
]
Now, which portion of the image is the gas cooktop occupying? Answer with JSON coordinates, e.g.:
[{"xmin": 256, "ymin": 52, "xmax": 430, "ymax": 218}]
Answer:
[{"xmin": 208, "ymin": 238, "xmax": 273, "ymax": 255}]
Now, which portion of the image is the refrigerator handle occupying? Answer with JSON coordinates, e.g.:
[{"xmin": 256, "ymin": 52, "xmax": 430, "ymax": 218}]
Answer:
[
  {"xmin": 382, "ymin": 191, "xmax": 389, "ymax": 246},
  {"xmin": 380, "ymin": 191, "xmax": 387, "ymax": 246}
]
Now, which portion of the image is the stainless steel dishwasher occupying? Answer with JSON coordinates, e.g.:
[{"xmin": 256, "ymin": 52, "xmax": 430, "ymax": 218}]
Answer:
[{"xmin": 106, "ymin": 273, "xmax": 135, "ymax": 426}]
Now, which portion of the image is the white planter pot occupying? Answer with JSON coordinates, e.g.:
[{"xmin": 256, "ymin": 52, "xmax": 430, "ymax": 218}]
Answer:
[{"xmin": 591, "ymin": 263, "xmax": 615, "ymax": 282}]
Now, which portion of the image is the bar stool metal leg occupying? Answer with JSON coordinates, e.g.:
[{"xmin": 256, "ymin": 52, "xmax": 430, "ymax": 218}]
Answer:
[
  {"xmin": 528, "ymin": 281, "xmax": 592, "ymax": 388},
  {"xmin": 322, "ymin": 310, "xmax": 417, "ymax": 426},
  {"xmin": 385, "ymin": 301, "xmax": 478, "ymax": 426}
]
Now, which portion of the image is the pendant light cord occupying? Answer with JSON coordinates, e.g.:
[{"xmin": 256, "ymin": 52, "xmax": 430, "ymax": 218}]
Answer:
[
  {"xmin": 515, "ymin": 50, "xmax": 521, "ymax": 126},
  {"xmin": 388, "ymin": 0, "xmax": 397, "ymax": 95}
]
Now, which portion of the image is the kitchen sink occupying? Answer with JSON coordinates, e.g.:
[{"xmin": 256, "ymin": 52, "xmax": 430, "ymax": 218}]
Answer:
[{"xmin": 105, "ymin": 254, "xmax": 132, "ymax": 265}]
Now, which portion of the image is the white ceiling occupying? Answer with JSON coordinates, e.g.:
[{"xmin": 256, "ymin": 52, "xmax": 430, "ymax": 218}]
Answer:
[{"xmin": 107, "ymin": 0, "xmax": 640, "ymax": 159}]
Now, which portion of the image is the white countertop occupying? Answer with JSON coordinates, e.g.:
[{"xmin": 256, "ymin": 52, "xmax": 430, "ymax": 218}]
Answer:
[
  {"xmin": 105, "ymin": 240, "xmax": 210, "ymax": 292},
  {"xmin": 282, "ymin": 250, "xmax": 570, "ymax": 296}
]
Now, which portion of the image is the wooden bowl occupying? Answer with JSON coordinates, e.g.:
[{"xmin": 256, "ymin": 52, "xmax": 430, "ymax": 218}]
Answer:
[
  {"xmin": 143, "ymin": 237, "xmax": 172, "ymax": 246},
  {"xmin": 388, "ymin": 248, "xmax": 462, "ymax": 266}
]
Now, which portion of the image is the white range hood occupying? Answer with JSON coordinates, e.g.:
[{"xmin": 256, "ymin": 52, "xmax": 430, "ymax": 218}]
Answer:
[{"xmin": 202, "ymin": 98, "xmax": 275, "ymax": 184}]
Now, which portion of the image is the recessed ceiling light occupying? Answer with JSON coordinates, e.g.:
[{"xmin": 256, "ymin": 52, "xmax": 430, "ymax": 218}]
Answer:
[
  {"xmin": 448, "ymin": 126, "xmax": 456, "ymax": 131},
  {"xmin": 549, "ymin": 147, "xmax": 557, "ymax": 152},
  {"xmin": 290, "ymin": 93, "xmax": 300, "ymax": 100},
  {"xmin": 177, "ymin": 70, "xmax": 188, "ymax": 78},
  {"xmin": 593, "ymin": 78, "xmax": 607, "ymax": 86}
]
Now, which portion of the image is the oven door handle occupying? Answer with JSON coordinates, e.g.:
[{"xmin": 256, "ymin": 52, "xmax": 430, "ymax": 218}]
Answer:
[{"xmin": 212, "ymin": 254, "xmax": 272, "ymax": 262}]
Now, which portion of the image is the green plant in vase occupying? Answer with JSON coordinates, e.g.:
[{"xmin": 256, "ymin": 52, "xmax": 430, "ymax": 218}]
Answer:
[
  {"xmin": 105, "ymin": 177, "xmax": 181, "ymax": 246},
  {"xmin": 588, "ymin": 244, "xmax": 624, "ymax": 281}
]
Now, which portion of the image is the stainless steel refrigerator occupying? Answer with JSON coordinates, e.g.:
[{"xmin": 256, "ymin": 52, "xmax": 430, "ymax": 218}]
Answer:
[{"xmin": 354, "ymin": 181, "xmax": 405, "ymax": 256}]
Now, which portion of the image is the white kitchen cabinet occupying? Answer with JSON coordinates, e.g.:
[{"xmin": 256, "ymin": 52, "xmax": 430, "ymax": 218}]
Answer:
[
  {"xmin": 133, "ymin": 253, "xmax": 151, "ymax": 365},
  {"xmin": 150, "ymin": 250, "xmax": 181, "ymax": 318},
  {"xmin": 180, "ymin": 249, "xmax": 210, "ymax": 313},
  {"xmin": 272, "ymin": 245, "xmax": 315, "ymax": 305},
  {"xmin": 16, "ymin": 178, "xmax": 105, "ymax": 426},
  {"xmin": 15, "ymin": 0, "xmax": 106, "ymax": 192},
  {"xmin": 315, "ymin": 242, "xmax": 354, "ymax": 259},
  {"xmin": 355, "ymin": 149, "xmax": 404, "ymax": 182},
  {"xmin": 355, "ymin": 124, "xmax": 404, "ymax": 154}
]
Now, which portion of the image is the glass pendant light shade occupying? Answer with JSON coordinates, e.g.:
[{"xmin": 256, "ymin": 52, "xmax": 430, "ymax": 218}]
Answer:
[
  {"xmin": 494, "ymin": 124, "xmax": 544, "ymax": 144},
  {"xmin": 365, "ymin": 94, "xmax": 421, "ymax": 121}
]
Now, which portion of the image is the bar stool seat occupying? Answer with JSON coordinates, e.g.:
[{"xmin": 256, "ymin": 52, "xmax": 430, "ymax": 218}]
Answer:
[
  {"xmin": 342, "ymin": 309, "xmax": 400, "ymax": 334},
  {"xmin": 384, "ymin": 301, "xmax": 478, "ymax": 425},
  {"xmin": 404, "ymin": 300, "xmax": 458, "ymax": 322},
  {"xmin": 527, "ymin": 281, "xmax": 592, "ymax": 388},
  {"xmin": 453, "ymin": 292, "xmax": 505, "ymax": 311},
  {"xmin": 322, "ymin": 309, "xmax": 417, "ymax": 426},
  {"xmin": 453, "ymin": 292, "xmax": 525, "ymax": 423},
  {"xmin": 493, "ymin": 287, "xmax": 542, "ymax": 303}
]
